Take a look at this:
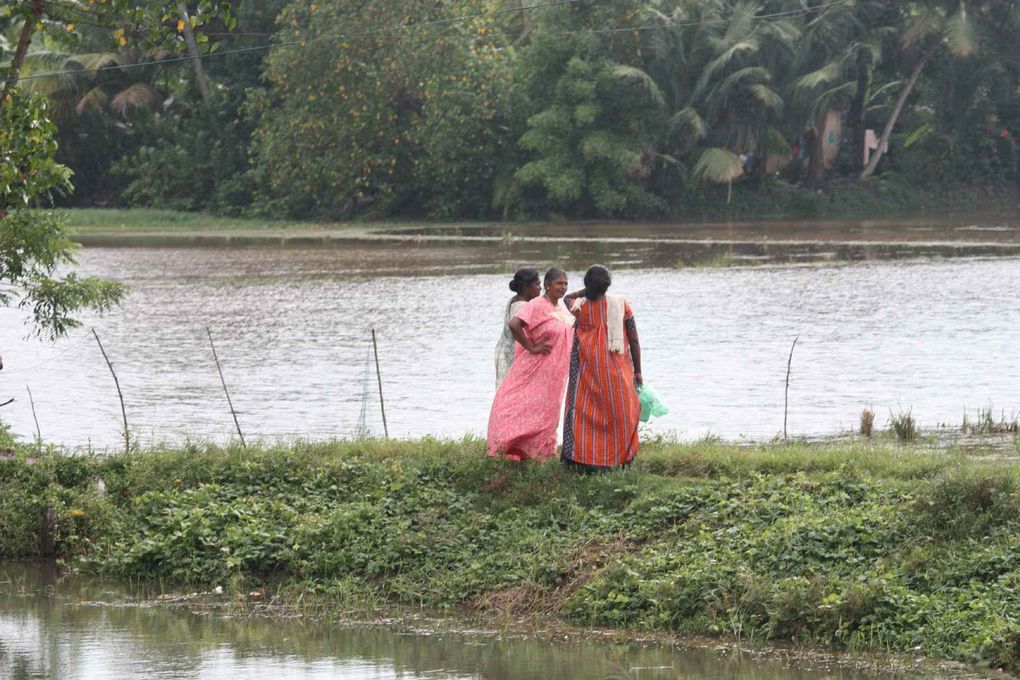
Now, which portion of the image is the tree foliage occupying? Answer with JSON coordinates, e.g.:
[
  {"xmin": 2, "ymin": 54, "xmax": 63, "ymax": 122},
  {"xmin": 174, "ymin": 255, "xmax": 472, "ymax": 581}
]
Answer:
[
  {"xmin": 507, "ymin": 0, "xmax": 664, "ymax": 217},
  {"xmin": 6, "ymin": 0, "xmax": 1020, "ymax": 220},
  {"xmin": 0, "ymin": 90, "xmax": 124, "ymax": 339},
  {"xmin": 250, "ymin": 0, "xmax": 515, "ymax": 218}
]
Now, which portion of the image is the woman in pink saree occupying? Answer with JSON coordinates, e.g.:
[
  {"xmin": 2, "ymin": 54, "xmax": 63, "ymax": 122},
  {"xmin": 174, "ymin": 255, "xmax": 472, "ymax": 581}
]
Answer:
[{"xmin": 487, "ymin": 268, "xmax": 574, "ymax": 462}]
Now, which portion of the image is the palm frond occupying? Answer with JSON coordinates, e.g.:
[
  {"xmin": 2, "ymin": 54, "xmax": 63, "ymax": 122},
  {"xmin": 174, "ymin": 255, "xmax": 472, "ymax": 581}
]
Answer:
[
  {"xmin": 945, "ymin": 2, "xmax": 977, "ymax": 57},
  {"xmin": 794, "ymin": 61, "xmax": 843, "ymax": 91},
  {"xmin": 724, "ymin": 1, "xmax": 760, "ymax": 46},
  {"xmin": 76, "ymin": 87, "xmax": 109, "ymax": 116},
  {"xmin": 110, "ymin": 82, "xmax": 162, "ymax": 116},
  {"xmin": 668, "ymin": 106, "xmax": 709, "ymax": 140},
  {"xmin": 694, "ymin": 39, "xmax": 759, "ymax": 98},
  {"xmin": 713, "ymin": 65, "xmax": 770, "ymax": 98},
  {"xmin": 749, "ymin": 84, "xmax": 783, "ymax": 112},
  {"xmin": 760, "ymin": 127, "xmax": 791, "ymax": 158},
  {"xmin": 20, "ymin": 50, "xmax": 77, "ymax": 72},
  {"xmin": 851, "ymin": 36, "xmax": 884, "ymax": 66},
  {"xmin": 808, "ymin": 81, "xmax": 857, "ymax": 122},
  {"xmin": 690, "ymin": 147, "xmax": 743, "ymax": 185},
  {"xmin": 903, "ymin": 6, "xmax": 943, "ymax": 47},
  {"xmin": 868, "ymin": 80, "xmax": 903, "ymax": 105},
  {"xmin": 75, "ymin": 52, "xmax": 127, "ymax": 72},
  {"xmin": 757, "ymin": 17, "xmax": 801, "ymax": 48},
  {"xmin": 610, "ymin": 64, "xmax": 665, "ymax": 107}
]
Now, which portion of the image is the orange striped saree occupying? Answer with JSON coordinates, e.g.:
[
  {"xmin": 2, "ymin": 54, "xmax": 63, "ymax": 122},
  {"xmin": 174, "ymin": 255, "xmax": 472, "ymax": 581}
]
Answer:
[{"xmin": 561, "ymin": 296, "xmax": 640, "ymax": 468}]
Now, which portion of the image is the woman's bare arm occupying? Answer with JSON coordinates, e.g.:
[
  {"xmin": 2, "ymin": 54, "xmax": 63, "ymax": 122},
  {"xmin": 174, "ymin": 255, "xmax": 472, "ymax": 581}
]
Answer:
[
  {"xmin": 509, "ymin": 317, "xmax": 551, "ymax": 355},
  {"xmin": 563, "ymin": 288, "xmax": 586, "ymax": 311},
  {"xmin": 625, "ymin": 317, "xmax": 642, "ymax": 384}
]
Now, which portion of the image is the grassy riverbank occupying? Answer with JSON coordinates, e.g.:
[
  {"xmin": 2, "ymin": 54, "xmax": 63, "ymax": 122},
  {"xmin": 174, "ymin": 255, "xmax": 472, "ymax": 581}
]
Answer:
[
  {"xmin": 54, "ymin": 179, "xmax": 1020, "ymax": 238},
  {"xmin": 3, "ymin": 437, "xmax": 1020, "ymax": 673},
  {"xmin": 60, "ymin": 208, "xmax": 342, "ymax": 234}
]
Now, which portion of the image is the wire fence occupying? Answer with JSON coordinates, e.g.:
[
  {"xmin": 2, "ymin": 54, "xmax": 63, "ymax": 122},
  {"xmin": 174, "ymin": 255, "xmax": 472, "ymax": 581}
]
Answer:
[{"xmin": 1, "ymin": 326, "xmax": 390, "ymax": 451}]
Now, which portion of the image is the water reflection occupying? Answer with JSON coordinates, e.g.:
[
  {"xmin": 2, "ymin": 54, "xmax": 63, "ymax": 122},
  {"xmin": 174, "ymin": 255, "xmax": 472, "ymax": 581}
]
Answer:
[{"xmin": 0, "ymin": 562, "xmax": 932, "ymax": 680}]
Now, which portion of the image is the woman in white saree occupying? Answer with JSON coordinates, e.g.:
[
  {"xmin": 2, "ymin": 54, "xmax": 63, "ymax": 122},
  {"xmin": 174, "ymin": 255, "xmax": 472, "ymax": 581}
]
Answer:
[{"xmin": 494, "ymin": 267, "xmax": 541, "ymax": 388}]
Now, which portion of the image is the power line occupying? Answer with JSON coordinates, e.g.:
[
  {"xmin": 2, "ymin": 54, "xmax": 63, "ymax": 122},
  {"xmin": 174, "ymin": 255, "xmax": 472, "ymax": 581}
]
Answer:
[
  {"xmin": 15, "ymin": 0, "xmax": 585, "ymax": 82},
  {"xmin": 14, "ymin": 0, "xmax": 851, "ymax": 82},
  {"xmin": 0, "ymin": 332, "xmax": 92, "ymax": 375},
  {"xmin": 563, "ymin": 0, "xmax": 850, "ymax": 36}
]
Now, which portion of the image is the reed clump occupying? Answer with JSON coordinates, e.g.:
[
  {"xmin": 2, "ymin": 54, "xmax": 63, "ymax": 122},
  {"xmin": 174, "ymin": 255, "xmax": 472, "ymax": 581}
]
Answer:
[
  {"xmin": 889, "ymin": 408, "xmax": 918, "ymax": 441},
  {"xmin": 961, "ymin": 407, "xmax": 1019, "ymax": 435},
  {"xmin": 859, "ymin": 408, "xmax": 875, "ymax": 438}
]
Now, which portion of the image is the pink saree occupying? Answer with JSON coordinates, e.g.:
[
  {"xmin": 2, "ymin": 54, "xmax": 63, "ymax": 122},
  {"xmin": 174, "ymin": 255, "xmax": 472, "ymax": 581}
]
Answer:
[{"xmin": 486, "ymin": 296, "xmax": 574, "ymax": 461}]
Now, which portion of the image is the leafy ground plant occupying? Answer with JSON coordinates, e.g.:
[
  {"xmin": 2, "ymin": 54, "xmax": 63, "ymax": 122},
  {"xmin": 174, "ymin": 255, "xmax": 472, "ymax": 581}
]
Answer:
[{"xmin": 3, "ymin": 437, "xmax": 1020, "ymax": 672}]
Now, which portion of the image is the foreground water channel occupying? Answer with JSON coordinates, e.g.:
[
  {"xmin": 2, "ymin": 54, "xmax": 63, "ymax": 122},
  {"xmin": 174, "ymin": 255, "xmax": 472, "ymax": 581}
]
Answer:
[
  {"xmin": 0, "ymin": 562, "xmax": 972, "ymax": 680},
  {"xmin": 1, "ymin": 218, "xmax": 1019, "ymax": 447}
]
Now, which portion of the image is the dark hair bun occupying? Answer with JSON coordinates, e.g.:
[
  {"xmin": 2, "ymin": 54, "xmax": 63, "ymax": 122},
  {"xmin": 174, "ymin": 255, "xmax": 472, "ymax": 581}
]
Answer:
[{"xmin": 509, "ymin": 279, "xmax": 520, "ymax": 292}]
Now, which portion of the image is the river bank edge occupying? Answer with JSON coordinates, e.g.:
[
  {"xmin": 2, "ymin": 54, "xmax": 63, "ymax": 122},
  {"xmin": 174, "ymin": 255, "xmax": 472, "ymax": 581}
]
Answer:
[
  {"xmin": 5, "ymin": 568, "xmax": 997, "ymax": 680},
  {"xmin": 2, "ymin": 436, "xmax": 1020, "ymax": 677},
  {"xmin": 55, "ymin": 179, "xmax": 1020, "ymax": 234}
]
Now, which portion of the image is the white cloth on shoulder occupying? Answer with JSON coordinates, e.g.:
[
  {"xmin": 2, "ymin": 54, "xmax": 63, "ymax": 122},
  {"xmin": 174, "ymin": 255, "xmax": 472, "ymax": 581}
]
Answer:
[{"xmin": 570, "ymin": 293, "xmax": 627, "ymax": 353}]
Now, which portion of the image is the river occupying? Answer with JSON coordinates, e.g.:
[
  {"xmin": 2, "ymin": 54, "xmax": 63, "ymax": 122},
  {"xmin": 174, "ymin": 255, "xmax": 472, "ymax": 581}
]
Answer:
[
  {"xmin": 0, "ymin": 220, "xmax": 1018, "ymax": 448},
  {"xmin": 0, "ymin": 562, "xmax": 966, "ymax": 680}
]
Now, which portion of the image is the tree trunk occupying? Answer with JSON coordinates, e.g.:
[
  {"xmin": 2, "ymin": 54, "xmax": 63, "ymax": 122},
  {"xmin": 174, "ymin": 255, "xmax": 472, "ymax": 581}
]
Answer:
[
  {"xmin": 805, "ymin": 118, "xmax": 827, "ymax": 189},
  {"xmin": 848, "ymin": 57, "xmax": 872, "ymax": 173},
  {"xmin": 1, "ymin": 0, "xmax": 46, "ymax": 103},
  {"xmin": 859, "ymin": 40, "xmax": 939, "ymax": 180},
  {"xmin": 178, "ymin": 2, "xmax": 210, "ymax": 100}
]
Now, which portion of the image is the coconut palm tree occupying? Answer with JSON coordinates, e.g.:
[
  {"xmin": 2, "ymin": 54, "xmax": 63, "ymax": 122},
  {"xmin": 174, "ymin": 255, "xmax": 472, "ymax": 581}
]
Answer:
[
  {"xmin": 859, "ymin": 0, "xmax": 984, "ymax": 179},
  {"xmin": 17, "ymin": 47, "xmax": 169, "ymax": 124},
  {"xmin": 613, "ymin": 0, "xmax": 798, "ymax": 200},
  {"xmin": 783, "ymin": 0, "xmax": 899, "ymax": 185}
]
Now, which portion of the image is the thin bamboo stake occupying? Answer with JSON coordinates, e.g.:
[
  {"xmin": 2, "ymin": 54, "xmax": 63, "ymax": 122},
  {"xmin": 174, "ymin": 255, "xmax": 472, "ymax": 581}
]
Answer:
[
  {"xmin": 206, "ymin": 327, "xmax": 246, "ymax": 447},
  {"xmin": 92, "ymin": 328, "xmax": 130, "ymax": 454},
  {"xmin": 26, "ymin": 385, "xmax": 41, "ymax": 444},
  {"xmin": 371, "ymin": 328, "xmax": 389, "ymax": 439},
  {"xmin": 783, "ymin": 336, "xmax": 799, "ymax": 440}
]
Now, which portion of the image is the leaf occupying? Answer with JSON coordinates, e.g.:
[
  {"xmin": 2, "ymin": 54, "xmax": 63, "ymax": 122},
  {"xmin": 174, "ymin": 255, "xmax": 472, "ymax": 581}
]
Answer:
[
  {"xmin": 760, "ymin": 127, "xmax": 791, "ymax": 157},
  {"xmin": 609, "ymin": 65, "xmax": 664, "ymax": 107},
  {"xmin": 694, "ymin": 40, "xmax": 759, "ymax": 98},
  {"xmin": 794, "ymin": 62, "xmax": 842, "ymax": 92},
  {"xmin": 945, "ymin": 2, "xmax": 976, "ymax": 57},
  {"xmin": 668, "ymin": 107, "xmax": 708, "ymax": 140},
  {"xmin": 110, "ymin": 83, "xmax": 162, "ymax": 116},
  {"xmin": 750, "ymin": 84, "xmax": 783, "ymax": 112},
  {"xmin": 902, "ymin": 6, "xmax": 942, "ymax": 47},
  {"xmin": 903, "ymin": 122, "xmax": 932, "ymax": 149},
  {"xmin": 689, "ymin": 147, "xmax": 743, "ymax": 186}
]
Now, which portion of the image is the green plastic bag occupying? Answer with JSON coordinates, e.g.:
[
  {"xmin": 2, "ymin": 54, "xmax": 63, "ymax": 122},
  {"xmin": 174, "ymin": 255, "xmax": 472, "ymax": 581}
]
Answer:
[{"xmin": 638, "ymin": 384, "xmax": 669, "ymax": 422}]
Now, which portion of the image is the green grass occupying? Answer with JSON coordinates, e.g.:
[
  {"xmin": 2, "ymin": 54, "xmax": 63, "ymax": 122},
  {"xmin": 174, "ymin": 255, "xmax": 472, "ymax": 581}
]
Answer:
[
  {"xmin": 3, "ymin": 436, "xmax": 1020, "ymax": 672},
  {"xmin": 54, "ymin": 208, "xmax": 334, "ymax": 234}
]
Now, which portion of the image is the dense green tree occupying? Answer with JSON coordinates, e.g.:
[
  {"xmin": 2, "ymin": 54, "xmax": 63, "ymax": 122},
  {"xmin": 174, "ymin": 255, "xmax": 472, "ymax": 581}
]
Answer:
[
  {"xmin": 505, "ymin": 0, "xmax": 664, "ymax": 217},
  {"xmin": 7, "ymin": 0, "xmax": 1019, "ymax": 222},
  {"xmin": 251, "ymin": 0, "xmax": 514, "ymax": 218},
  {"xmin": 113, "ymin": 0, "xmax": 290, "ymax": 213}
]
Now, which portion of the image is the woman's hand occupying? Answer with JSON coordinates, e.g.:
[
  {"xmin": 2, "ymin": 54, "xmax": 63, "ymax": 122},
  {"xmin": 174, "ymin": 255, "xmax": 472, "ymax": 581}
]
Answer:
[
  {"xmin": 527, "ymin": 340, "xmax": 552, "ymax": 355},
  {"xmin": 634, "ymin": 371, "xmax": 644, "ymax": 386},
  {"xmin": 509, "ymin": 316, "xmax": 551, "ymax": 354}
]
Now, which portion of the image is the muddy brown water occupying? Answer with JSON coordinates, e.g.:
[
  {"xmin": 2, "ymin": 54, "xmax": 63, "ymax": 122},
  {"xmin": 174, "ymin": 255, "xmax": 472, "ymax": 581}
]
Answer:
[
  {"xmin": 0, "ymin": 562, "xmax": 976, "ymax": 680},
  {"xmin": 1, "ymin": 220, "xmax": 1019, "ymax": 448}
]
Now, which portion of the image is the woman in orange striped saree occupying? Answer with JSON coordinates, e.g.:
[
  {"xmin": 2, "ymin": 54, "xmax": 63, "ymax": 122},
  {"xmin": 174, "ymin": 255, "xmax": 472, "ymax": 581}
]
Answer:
[{"xmin": 561, "ymin": 265, "xmax": 642, "ymax": 470}]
